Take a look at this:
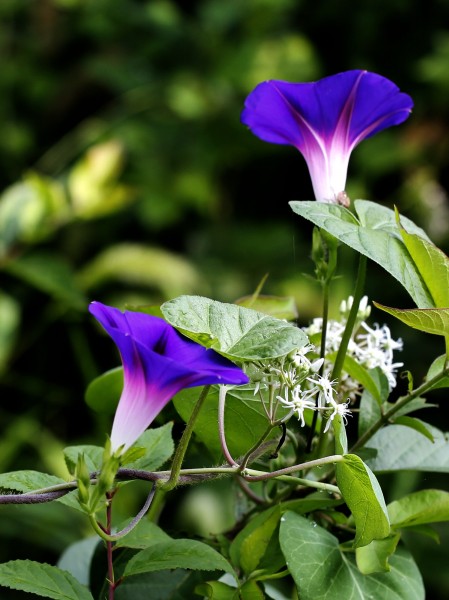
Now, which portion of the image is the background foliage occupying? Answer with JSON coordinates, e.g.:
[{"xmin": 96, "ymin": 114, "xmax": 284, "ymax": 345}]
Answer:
[{"xmin": 2, "ymin": 0, "xmax": 449, "ymax": 597}]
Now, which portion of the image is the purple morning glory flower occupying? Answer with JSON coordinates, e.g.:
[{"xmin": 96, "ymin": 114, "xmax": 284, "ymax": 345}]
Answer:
[
  {"xmin": 89, "ymin": 302, "xmax": 249, "ymax": 453},
  {"xmin": 241, "ymin": 70, "xmax": 413, "ymax": 203}
]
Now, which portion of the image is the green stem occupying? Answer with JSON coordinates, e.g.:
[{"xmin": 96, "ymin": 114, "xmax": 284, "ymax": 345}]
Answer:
[
  {"xmin": 314, "ymin": 253, "xmax": 367, "ymax": 458},
  {"xmin": 159, "ymin": 385, "xmax": 211, "ymax": 492},
  {"xmin": 331, "ymin": 253, "xmax": 367, "ymax": 382},
  {"xmin": 351, "ymin": 364, "xmax": 449, "ymax": 452}
]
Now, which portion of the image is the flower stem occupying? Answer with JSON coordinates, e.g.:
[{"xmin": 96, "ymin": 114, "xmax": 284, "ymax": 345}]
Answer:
[
  {"xmin": 218, "ymin": 385, "xmax": 239, "ymax": 467},
  {"xmin": 160, "ymin": 385, "xmax": 211, "ymax": 491},
  {"xmin": 331, "ymin": 253, "xmax": 367, "ymax": 382}
]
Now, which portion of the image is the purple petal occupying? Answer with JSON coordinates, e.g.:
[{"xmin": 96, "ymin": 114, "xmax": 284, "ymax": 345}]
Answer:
[
  {"xmin": 89, "ymin": 302, "xmax": 249, "ymax": 451},
  {"xmin": 241, "ymin": 70, "xmax": 413, "ymax": 202}
]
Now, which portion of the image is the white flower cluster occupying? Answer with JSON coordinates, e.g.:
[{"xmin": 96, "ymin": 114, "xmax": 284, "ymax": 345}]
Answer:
[
  {"xmin": 251, "ymin": 296, "xmax": 401, "ymax": 435},
  {"xmin": 304, "ymin": 295, "xmax": 403, "ymax": 392}
]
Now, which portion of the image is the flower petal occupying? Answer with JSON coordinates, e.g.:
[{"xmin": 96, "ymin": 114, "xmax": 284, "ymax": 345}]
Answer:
[
  {"xmin": 241, "ymin": 70, "xmax": 413, "ymax": 203},
  {"xmin": 89, "ymin": 302, "xmax": 249, "ymax": 451}
]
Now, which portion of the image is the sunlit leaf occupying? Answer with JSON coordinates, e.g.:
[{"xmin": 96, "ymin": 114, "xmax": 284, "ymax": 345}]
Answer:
[
  {"xmin": 290, "ymin": 200, "xmax": 433, "ymax": 307},
  {"xmin": 336, "ymin": 454, "xmax": 390, "ymax": 547},
  {"xmin": 162, "ymin": 295, "xmax": 308, "ymax": 360},
  {"xmin": 388, "ymin": 489, "xmax": 449, "ymax": 528},
  {"xmin": 374, "ymin": 303, "xmax": 449, "ymax": 337},
  {"xmin": 355, "ymin": 534, "xmax": 400, "ymax": 574},
  {"xmin": 0, "ymin": 560, "xmax": 93, "ymax": 600}
]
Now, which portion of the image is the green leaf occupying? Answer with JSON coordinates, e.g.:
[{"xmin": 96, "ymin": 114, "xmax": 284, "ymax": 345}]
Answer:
[
  {"xmin": 290, "ymin": 200, "xmax": 433, "ymax": 308},
  {"xmin": 391, "ymin": 416, "xmax": 434, "ymax": 442},
  {"xmin": 279, "ymin": 512, "xmax": 424, "ymax": 600},
  {"xmin": 355, "ymin": 534, "xmax": 400, "ymax": 574},
  {"xmin": 63, "ymin": 445, "xmax": 103, "ymax": 476},
  {"xmin": 123, "ymin": 539, "xmax": 236, "ymax": 579},
  {"xmin": 84, "ymin": 367, "xmax": 123, "ymax": 414},
  {"xmin": 425, "ymin": 354, "xmax": 449, "ymax": 390},
  {"xmin": 399, "ymin": 218, "xmax": 449, "ymax": 307},
  {"xmin": 173, "ymin": 386, "xmax": 272, "ymax": 460},
  {"xmin": 327, "ymin": 353, "xmax": 381, "ymax": 403},
  {"xmin": 0, "ymin": 560, "xmax": 93, "ymax": 600},
  {"xmin": 77, "ymin": 244, "xmax": 203, "ymax": 298},
  {"xmin": 5, "ymin": 252, "xmax": 86, "ymax": 310},
  {"xmin": 332, "ymin": 413, "xmax": 348, "ymax": 455},
  {"xmin": 0, "ymin": 470, "xmax": 66, "ymax": 494},
  {"xmin": 195, "ymin": 581, "xmax": 238, "ymax": 599},
  {"xmin": 235, "ymin": 294, "xmax": 298, "ymax": 321},
  {"xmin": 239, "ymin": 580, "xmax": 265, "ymax": 599},
  {"xmin": 366, "ymin": 423, "xmax": 449, "ymax": 472},
  {"xmin": 374, "ymin": 303, "xmax": 449, "ymax": 337},
  {"xmin": 335, "ymin": 454, "xmax": 390, "ymax": 547},
  {"xmin": 57, "ymin": 537, "xmax": 99, "ymax": 586},
  {"xmin": 229, "ymin": 506, "xmax": 282, "ymax": 575},
  {"xmin": 125, "ymin": 423, "xmax": 174, "ymax": 471},
  {"xmin": 358, "ymin": 386, "xmax": 382, "ymax": 437},
  {"xmin": 116, "ymin": 569, "xmax": 217, "ymax": 600},
  {"xmin": 388, "ymin": 489, "xmax": 449, "ymax": 528},
  {"xmin": 0, "ymin": 292, "xmax": 20, "ymax": 374},
  {"xmin": 161, "ymin": 295, "xmax": 308, "ymax": 360},
  {"xmin": 115, "ymin": 521, "xmax": 172, "ymax": 549}
]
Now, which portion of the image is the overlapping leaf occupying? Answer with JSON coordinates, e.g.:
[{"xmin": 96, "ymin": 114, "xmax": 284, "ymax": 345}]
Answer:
[
  {"xmin": 290, "ymin": 200, "xmax": 433, "ymax": 307},
  {"xmin": 161, "ymin": 295, "xmax": 307, "ymax": 360},
  {"xmin": 279, "ymin": 512, "xmax": 424, "ymax": 600}
]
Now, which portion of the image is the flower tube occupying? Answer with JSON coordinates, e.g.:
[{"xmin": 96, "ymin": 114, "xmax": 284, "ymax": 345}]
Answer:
[
  {"xmin": 241, "ymin": 70, "xmax": 413, "ymax": 203},
  {"xmin": 89, "ymin": 302, "xmax": 249, "ymax": 452}
]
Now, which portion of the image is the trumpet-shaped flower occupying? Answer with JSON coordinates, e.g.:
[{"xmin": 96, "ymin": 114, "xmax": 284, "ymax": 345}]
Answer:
[
  {"xmin": 241, "ymin": 70, "xmax": 413, "ymax": 203},
  {"xmin": 89, "ymin": 302, "xmax": 249, "ymax": 452}
]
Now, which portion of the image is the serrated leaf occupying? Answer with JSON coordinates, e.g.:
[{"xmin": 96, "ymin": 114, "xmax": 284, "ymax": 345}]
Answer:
[
  {"xmin": 279, "ymin": 512, "xmax": 424, "ymax": 600},
  {"xmin": 0, "ymin": 560, "xmax": 93, "ymax": 600},
  {"xmin": 123, "ymin": 539, "xmax": 236, "ymax": 579},
  {"xmin": 115, "ymin": 521, "xmax": 171, "ymax": 549},
  {"xmin": 366, "ymin": 423, "xmax": 449, "ymax": 472},
  {"xmin": 374, "ymin": 303, "xmax": 449, "ymax": 337},
  {"xmin": 290, "ymin": 200, "xmax": 433, "ymax": 308},
  {"xmin": 85, "ymin": 367, "xmax": 123, "ymax": 414},
  {"xmin": 388, "ymin": 489, "xmax": 449, "ymax": 528},
  {"xmin": 161, "ymin": 295, "xmax": 308, "ymax": 360},
  {"xmin": 335, "ymin": 454, "xmax": 390, "ymax": 547},
  {"xmin": 173, "ymin": 386, "xmax": 273, "ymax": 460},
  {"xmin": 355, "ymin": 534, "xmax": 400, "ymax": 574},
  {"xmin": 391, "ymin": 416, "xmax": 434, "ymax": 442},
  {"xmin": 0, "ymin": 470, "xmax": 66, "ymax": 494},
  {"xmin": 5, "ymin": 252, "xmax": 86, "ymax": 310}
]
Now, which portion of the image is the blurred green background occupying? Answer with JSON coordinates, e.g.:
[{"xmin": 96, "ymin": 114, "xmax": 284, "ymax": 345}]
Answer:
[{"xmin": 1, "ymin": 0, "xmax": 449, "ymax": 597}]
